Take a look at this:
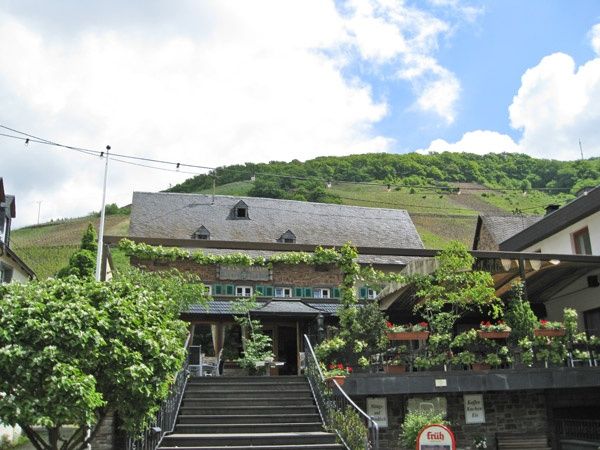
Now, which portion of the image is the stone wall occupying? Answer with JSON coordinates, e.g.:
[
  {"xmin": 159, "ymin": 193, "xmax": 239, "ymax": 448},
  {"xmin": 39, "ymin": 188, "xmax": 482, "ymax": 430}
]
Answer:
[
  {"xmin": 357, "ymin": 391, "xmax": 548, "ymax": 450},
  {"xmin": 131, "ymin": 258, "xmax": 343, "ymax": 288},
  {"xmin": 90, "ymin": 410, "xmax": 116, "ymax": 450}
]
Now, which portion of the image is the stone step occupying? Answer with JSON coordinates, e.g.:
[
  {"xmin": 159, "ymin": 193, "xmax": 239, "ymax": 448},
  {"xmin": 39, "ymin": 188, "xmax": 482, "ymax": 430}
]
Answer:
[
  {"xmin": 188, "ymin": 376, "xmax": 307, "ymax": 384},
  {"xmin": 186, "ymin": 382, "xmax": 310, "ymax": 392},
  {"xmin": 178, "ymin": 414, "xmax": 321, "ymax": 424},
  {"xmin": 159, "ymin": 444, "xmax": 345, "ymax": 450},
  {"xmin": 160, "ymin": 431, "xmax": 340, "ymax": 447},
  {"xmin": 179, "ymin": 405, "xmax": 319, "ymax": 416},
  {"xmin": 182, "ymin": 397, "xmax": 315, "ymax": 407},
  {"xmin": 183, "ymin": 389, "xmax": 313, "ymax": 400},
  {"xmin": 174, "ymin": 422, "xmax": 325, "ymax": 434}
]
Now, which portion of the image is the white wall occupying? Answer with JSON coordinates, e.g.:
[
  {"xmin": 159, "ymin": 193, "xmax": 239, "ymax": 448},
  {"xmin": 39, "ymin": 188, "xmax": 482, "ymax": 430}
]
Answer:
[
  {"xmin": 523, "ymin": 210, "xmax": 600, "ymax": 254},
  {"xmin": 0, "ymin": 253, "xmax": 30, "ymax": 283},
  {"xmin": 544, "ymin": 268, "xmax": 600, "ymax": 330},
  {"xmin": 0, "ymin": 423, "xmax": 21, "ymax": 443}
]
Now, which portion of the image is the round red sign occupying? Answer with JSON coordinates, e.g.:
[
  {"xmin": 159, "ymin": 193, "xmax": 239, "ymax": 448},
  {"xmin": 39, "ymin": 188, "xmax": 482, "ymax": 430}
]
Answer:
[{"xmin": 416, "ymin": 424, "xmax": 456, "ymax": 450}]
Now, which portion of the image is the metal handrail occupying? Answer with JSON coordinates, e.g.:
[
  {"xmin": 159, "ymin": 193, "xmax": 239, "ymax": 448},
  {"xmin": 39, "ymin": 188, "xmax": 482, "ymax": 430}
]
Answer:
[
  {"xmin": 303, "ymin": 334, "xmax": 379, "ymax": 450},
  {"xmin": 125, "ymin": 333, "xmax": 191, "ymax": 450}
]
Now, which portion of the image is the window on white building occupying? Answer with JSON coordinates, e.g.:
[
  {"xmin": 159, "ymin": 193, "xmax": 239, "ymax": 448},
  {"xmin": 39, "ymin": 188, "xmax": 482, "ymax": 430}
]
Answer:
[
  {"xmin": 236, "ymin": 286, "xmax": 253, "ymax": 297},
  {"xmin": 572, "ymin": 227, "xmax": 592, "ymax": 255},
  {"xmin": 367, "ymin": 288, "xmax": 378, "ymax": 299}
]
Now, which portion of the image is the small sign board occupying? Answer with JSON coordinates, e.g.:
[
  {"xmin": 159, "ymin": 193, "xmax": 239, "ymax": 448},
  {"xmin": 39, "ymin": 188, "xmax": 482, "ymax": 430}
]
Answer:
[
  {"xmin": 464, "ymin": 394, "xmax": 485, "ymax": 424},
  {"xmin": 416, "ymin": 424, "xmax": 456, "ymax": 450},
  {"xmin": 366, "ymin": 397, "xmax": 388, "ymax": 428},
  {"xmin": 219, "ymin": 265, "xmax": 271, "ymax": 281}
]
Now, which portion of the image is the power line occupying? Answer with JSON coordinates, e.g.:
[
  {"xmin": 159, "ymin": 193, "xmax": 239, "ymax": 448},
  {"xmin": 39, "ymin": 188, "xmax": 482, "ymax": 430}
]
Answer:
[{"xmin": 0, "ymin": 123, "xmax": 576, "ymax": 193}]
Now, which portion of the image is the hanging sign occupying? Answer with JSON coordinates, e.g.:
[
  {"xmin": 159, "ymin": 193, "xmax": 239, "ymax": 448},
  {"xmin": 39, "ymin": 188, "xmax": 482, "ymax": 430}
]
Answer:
[
  {"xmin": 366, "ymin": 397, "xmax": 388, "ymax": 428},
  {"xmin": 416, "ymin": 424, "xmax": 456, "ymax": 450},
  {"xmin": 464, "ymin": 394, "xmax": 485, "ymax": 424}
]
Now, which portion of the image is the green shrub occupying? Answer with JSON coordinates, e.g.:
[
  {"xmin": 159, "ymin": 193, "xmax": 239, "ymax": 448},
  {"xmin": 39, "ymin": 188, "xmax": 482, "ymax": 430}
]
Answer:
[{"xmin": 399, "ymin": 410, "xmax": 448, "ymax": 449}]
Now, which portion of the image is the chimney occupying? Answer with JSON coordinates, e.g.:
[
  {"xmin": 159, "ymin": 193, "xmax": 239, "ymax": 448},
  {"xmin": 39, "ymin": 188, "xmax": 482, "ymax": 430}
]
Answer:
[{"xmin": 545, "ymin": 204, "xmax": 560, "ymax": 215}]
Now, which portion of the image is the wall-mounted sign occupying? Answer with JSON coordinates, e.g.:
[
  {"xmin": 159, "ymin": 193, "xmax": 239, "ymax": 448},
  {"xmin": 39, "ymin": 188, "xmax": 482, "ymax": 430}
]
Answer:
[
  {"xmin": 407, "ymin": 397, "xmax": 447, "ymax": 417},
  {"xmin": 416, "ymin": 424, "xmax": 456, "ymax": 450},
  {"xmin": 219, "ymin": 265, "xmax": 271, "ymax": 281},
  {"xmin": 464, "ymin": 394, "xmax": 485, "ymax": 424},
  {"xmin": 366, "ymin": 397, "xmax": 388, "ymax": 428}
]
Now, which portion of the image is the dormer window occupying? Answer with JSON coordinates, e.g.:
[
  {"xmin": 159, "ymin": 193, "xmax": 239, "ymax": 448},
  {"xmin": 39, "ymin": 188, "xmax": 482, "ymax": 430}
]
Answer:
[
  {"xmin": 192, "ymin": 225, "xmax": 210, "ymax": 240},
  {"xmin": 233, "ymin": 200, "xmax": 249, "ymax": 220},
  {"xmin": 277, "ymin": 230, "xmax": 296, "ymax": 244}
]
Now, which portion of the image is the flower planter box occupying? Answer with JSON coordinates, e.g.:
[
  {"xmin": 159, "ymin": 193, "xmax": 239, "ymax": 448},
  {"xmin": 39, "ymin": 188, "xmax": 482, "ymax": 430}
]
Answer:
[
  {"xmin": 384, "ymin": 364, "xmax": 406, "ymax": 374},
  {"xmin": 387, "ymin": 331, "xmax": 429, "ymax": 341},
  {"xmin": 471, "ymin": 362, "xmax": 491, "ymax": 371},
  {"xmin": 534, "ymin": 328, "xmax": 566, "ymax": 337},
  {"xmin": 478, "ymin": 330, "xmax": 510, "ymax": 339},
  {"xmin": 325, "ymin": 375, "xmax": 346, "ymax": 387}
]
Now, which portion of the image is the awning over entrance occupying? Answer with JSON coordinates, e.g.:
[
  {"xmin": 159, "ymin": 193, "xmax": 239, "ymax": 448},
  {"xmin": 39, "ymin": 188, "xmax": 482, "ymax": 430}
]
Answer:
[{"xmin": 186, "ymin": 300, "xmax": 342, "ymax": 317}]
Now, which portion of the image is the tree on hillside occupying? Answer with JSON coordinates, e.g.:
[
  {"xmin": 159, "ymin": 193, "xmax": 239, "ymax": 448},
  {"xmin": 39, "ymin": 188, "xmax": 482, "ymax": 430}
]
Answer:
[
  {"xmin": 0, "ymin": 269, "xmax": 208, "ymax": 450},
  {"xmin": 56, "ymin": 224, "xmax": 97, "ymax": 278}
]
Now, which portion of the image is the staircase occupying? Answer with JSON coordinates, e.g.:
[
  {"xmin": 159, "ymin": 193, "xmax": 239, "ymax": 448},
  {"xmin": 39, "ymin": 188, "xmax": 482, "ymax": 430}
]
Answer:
[{"xmin": 158, "ymin": 375, "xmax": 345, "ymax": 450}]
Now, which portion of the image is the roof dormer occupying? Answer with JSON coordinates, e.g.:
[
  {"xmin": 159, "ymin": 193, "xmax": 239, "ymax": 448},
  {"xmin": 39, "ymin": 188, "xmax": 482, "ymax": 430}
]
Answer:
[
  {"xmin": 232, "ymin": 200, "xmax": 250, "ymax": 220},
  {"xmin": 278, "ymin": 230, "xmax": 296, "ymax": 244},
  {"xmin": 192, "ymin": 225, "xmax": 210, "ymax": 240}
]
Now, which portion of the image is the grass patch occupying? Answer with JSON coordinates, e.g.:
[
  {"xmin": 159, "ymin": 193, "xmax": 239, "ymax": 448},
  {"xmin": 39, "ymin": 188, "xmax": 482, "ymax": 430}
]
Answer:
[
  {"xmin": 12, "ymin": 245, "xmax": 77, "ymax": 279},
  {"xmin": 478, "ymin": 190, "xmax": 574, "ymax": 215}
]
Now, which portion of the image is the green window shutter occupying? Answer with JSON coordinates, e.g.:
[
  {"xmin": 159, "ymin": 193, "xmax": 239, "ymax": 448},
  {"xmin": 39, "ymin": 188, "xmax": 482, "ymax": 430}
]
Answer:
[
  {"xmin": 256, "ymin": 285, "xmax": 265, "ymax": 296},
  {"xmin": 359, "ymin": 287, "xmax": 367, "ymax": 299},
  {"xmin": 265, "ymin": 286, "xmax": 274, "ymax": 297},
  {"xmin": 304, "ymin": 287, "xmax": 313, "ymax": 298},
  {"xmin": 294, "ymin": 287, "xmax": 303, "ymax": 298},
  {"xmin": 226, "ymin": 285, "xmax": 235, "ymax": 295},
  {"xmin": 333, "ymin": 288, "xmax": 340, "ymax": 298},
  {"xmin": 214, "ymin": 284, "xmax": 223, "ymax": 295}
]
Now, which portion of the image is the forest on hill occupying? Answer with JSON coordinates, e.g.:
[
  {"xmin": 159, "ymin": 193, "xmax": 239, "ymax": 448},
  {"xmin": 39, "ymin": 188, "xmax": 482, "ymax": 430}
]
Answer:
[{"xmin": 168, "ymin": 152, "xmax": 600, "ymax": 204}]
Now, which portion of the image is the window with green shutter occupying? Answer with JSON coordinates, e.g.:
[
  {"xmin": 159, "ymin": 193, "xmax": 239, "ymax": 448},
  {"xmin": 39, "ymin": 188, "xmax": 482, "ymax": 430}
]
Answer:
[
  {"xmin": 303, "ymin": 287, "xmax": 313, "ymax": 298},
  {"xmin": 226, "ymin": 285, "xmax": 235, "ymax": 295},
  {"xmin": 333, "ymin": 288, "xmax": 340, "ymax": 298},
  {"xmin": 255, "ymin": 285, "xmax": 265, "ymax": 296},
  {"xmin": 265, "ymin": 286, "xmax": 274, "ymax": 297},
  {"xmin": 359, "ymin": 287, "xmax": 367, "ymax": 299},
  {"xmin": 214, "ymin": 284, "xmax": 223, "ymax": 295},
  {"xmin": 294, "ymin": 287, "xmax": 303, "ymax": 298}
]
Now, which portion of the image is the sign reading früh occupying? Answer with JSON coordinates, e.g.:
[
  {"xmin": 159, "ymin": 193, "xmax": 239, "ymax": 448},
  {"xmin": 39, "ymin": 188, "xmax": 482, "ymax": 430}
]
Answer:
[{"xmin": 416, "ymin": 424, "xmax": 456, "ymax": 450}]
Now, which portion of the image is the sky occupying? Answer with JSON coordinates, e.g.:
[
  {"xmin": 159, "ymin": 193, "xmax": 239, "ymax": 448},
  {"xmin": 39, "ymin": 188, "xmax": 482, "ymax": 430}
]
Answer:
[{"xmin": 2, "ymin": 0, "xmax": 600, "ymax": 227}]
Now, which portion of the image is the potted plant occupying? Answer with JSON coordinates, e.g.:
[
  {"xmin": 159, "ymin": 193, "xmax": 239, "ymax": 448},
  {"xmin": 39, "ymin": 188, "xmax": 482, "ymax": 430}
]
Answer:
[
  {"xmin": 386, "ymin": 321, "xmax": 429, "ymax": 341},
  {"xmin": 451, "ymin": 350, "xmax": 476, "ymax": 369},
  {"xmin": 478, "ymin": 320, "xmax": 511, "ymax": 339},
  {"xmin": 534, "ymin": 319, "xmax": 566, "ymax": 337},
  {"xmin": 384, "ymin": 344, "xmax": 409, "ymax": 374},
  {"xmin": 323, "ymin": 362, "xmax": 352, "ymax": 386}
]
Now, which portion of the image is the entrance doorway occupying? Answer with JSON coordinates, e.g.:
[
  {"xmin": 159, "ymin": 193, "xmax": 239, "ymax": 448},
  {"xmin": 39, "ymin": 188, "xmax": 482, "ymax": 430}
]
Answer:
[{"xmin": 277, "ymin": 326, "xmax": 298, "ymax": 375}]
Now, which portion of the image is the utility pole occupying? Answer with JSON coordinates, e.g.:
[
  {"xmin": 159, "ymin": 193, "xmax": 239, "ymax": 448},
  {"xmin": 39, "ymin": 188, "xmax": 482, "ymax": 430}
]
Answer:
[
  {"xmin": 95, "ymin": 145, "xmax": 110, "ymax": 282},
  {"xmin": 579, "ymin": 139, "xmax": 584, "ymax": 160},
  {"xmin": 36, "ymin": 201, "xmax": 42, "ymax": 225}
]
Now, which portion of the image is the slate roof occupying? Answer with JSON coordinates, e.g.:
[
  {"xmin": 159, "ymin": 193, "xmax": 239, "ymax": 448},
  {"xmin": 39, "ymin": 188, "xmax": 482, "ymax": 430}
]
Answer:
[
  {"xmin": 187, "ymin": 300, "xmax": 339, "ymax": 316},
  {"xmin": 129, "ymin": 192, "xmax": 424, "ymax": 265},
  {"xmin": 473, "ymin": 214, "xmax": 542, "ymax": 250},
  {"xmin": 500, "ymin": 185, "xmax": 600, "ymax": 251}
]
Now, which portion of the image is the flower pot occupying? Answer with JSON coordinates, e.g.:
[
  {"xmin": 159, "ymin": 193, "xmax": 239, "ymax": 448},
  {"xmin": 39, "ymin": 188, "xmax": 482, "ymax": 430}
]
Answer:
[
  {"xmin": 478, "ymin": 330, "xmax": 510, "ymax": 339},
  {"xmin": 384, "ymin": 364, "xmax": 406, "ymax": 374},
  {"xmin": 471, "ymin": 362, "xmax": 491, "ymax": 371},
  {"xmin": 386, "ymin": 331, "xmax": 429, "ymax": 341},
  {"xmin": 534, "ymin": 328, "xmax": 566, "ymax": 337},
  {"xmin": 326, "ymin": 375, "xmax": 346, "ymax": 387}
]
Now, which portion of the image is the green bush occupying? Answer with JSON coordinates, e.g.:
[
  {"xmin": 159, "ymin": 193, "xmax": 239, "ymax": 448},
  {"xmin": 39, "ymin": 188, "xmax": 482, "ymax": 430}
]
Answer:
[
  {"xmin": 504, "ymin": 282, "xmax": 537, "ymax": 345},
  {"xmin": 399, "ymin": 410, "xmax": 448, "ymax": 449}
]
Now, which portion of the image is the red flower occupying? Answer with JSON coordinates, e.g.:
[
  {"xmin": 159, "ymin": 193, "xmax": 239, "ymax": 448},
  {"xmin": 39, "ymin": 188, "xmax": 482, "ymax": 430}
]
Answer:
[
  {"xmin": 328, "ymin": 364, "xmax": 335, "ymax": 370},
  {"xmin": 418, "ymin": 322, "xmax": 428, "ymax": 328},
  {"xmin": 540, "ymin": 320, "xmax": 548, "ymax": 325},
  {"xmin": 337, "ymin": 363, "xmax": 344, "ymax": 370},
  {"xmin": 347, "ymin": 366, "xmax": 353, "ymax": 373},
  {"xmin": 386, "ymin": 321, "xmax": 393, "ymax": 328}
]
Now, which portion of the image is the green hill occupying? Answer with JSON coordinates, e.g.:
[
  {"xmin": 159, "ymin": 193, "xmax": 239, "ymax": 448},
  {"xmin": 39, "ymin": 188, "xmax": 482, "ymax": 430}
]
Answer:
[{"xmin": 12, "ymin": 151, "xmax": 597, "ymax": 278}]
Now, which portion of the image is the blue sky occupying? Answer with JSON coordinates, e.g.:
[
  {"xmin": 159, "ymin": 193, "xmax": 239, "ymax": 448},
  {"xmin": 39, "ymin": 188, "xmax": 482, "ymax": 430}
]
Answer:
[{"xmin": 1, "ymin": 0, "xmax": 600, "ymax": 225}]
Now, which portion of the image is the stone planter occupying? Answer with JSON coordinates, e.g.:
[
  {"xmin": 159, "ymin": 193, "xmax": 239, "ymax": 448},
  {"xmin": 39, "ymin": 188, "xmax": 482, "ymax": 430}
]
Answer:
[
  {"xmin": 325, "ymin": 375, "xmax": 346, "ymax": 387},
  {"xmin": 534, "ymin": 328, "xmax": 566, "ymax": 337},
  {"xmin": 387, "ymin": 331, "xmax": 429, "ymax": 341},
  {"xmin": 384, "ymin": 364, "xmax": 406, "ymax": 374},
  {"xmin": 478, "ymin": 330, "xmax": 510, "ymax": 339}
]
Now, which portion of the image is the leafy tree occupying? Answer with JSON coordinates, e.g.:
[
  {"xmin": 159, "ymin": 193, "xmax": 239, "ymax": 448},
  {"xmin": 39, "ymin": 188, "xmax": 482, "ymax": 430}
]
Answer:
[
  {"xmin": 504, "ymin": 281, "xmax": 537, "ymax": 345},
  {"xmin": 0, "ymin": 269, "xmax": 208, "ymax": 450},
  {"xmin": 232, "ymin": 296, "xmax": 274, "ymax": 374},
  {"xmin": 57, "ymin": 224, "xmax": 97, "ymax": 279}
]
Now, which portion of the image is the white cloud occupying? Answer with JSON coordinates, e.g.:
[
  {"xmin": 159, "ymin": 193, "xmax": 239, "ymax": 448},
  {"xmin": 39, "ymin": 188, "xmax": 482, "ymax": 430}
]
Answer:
[
  {"xmin": 0, "ymin": 1, "xmax": 470, "ymax": 226},
  {"xmin": 419, "ymin": 24, "xmax": 600, "ymax": 160},
  {"xmin": 590, "ymin": 23, "xmax": 600, "ymax": 55}
]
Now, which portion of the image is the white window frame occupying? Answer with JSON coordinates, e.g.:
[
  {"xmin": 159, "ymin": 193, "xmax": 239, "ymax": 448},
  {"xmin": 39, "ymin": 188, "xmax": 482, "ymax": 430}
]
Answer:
[
  {"xmin": 274, "ymin": 287, "xmax": 293, "ymax": 298},
  {"xmin": 367, "ymin": 288, "xmax": 378, "ymax": 299},
  {"xmin": 204, "ymin": 285, "xmax": 212, "ymax": 296},
  {"xmin": 236, "ymin": 285, "xmax": 253, "ymax": 297},
  {"xmin": 313, "ymin": 288, "xmax": 331, "ymax": 299}
]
